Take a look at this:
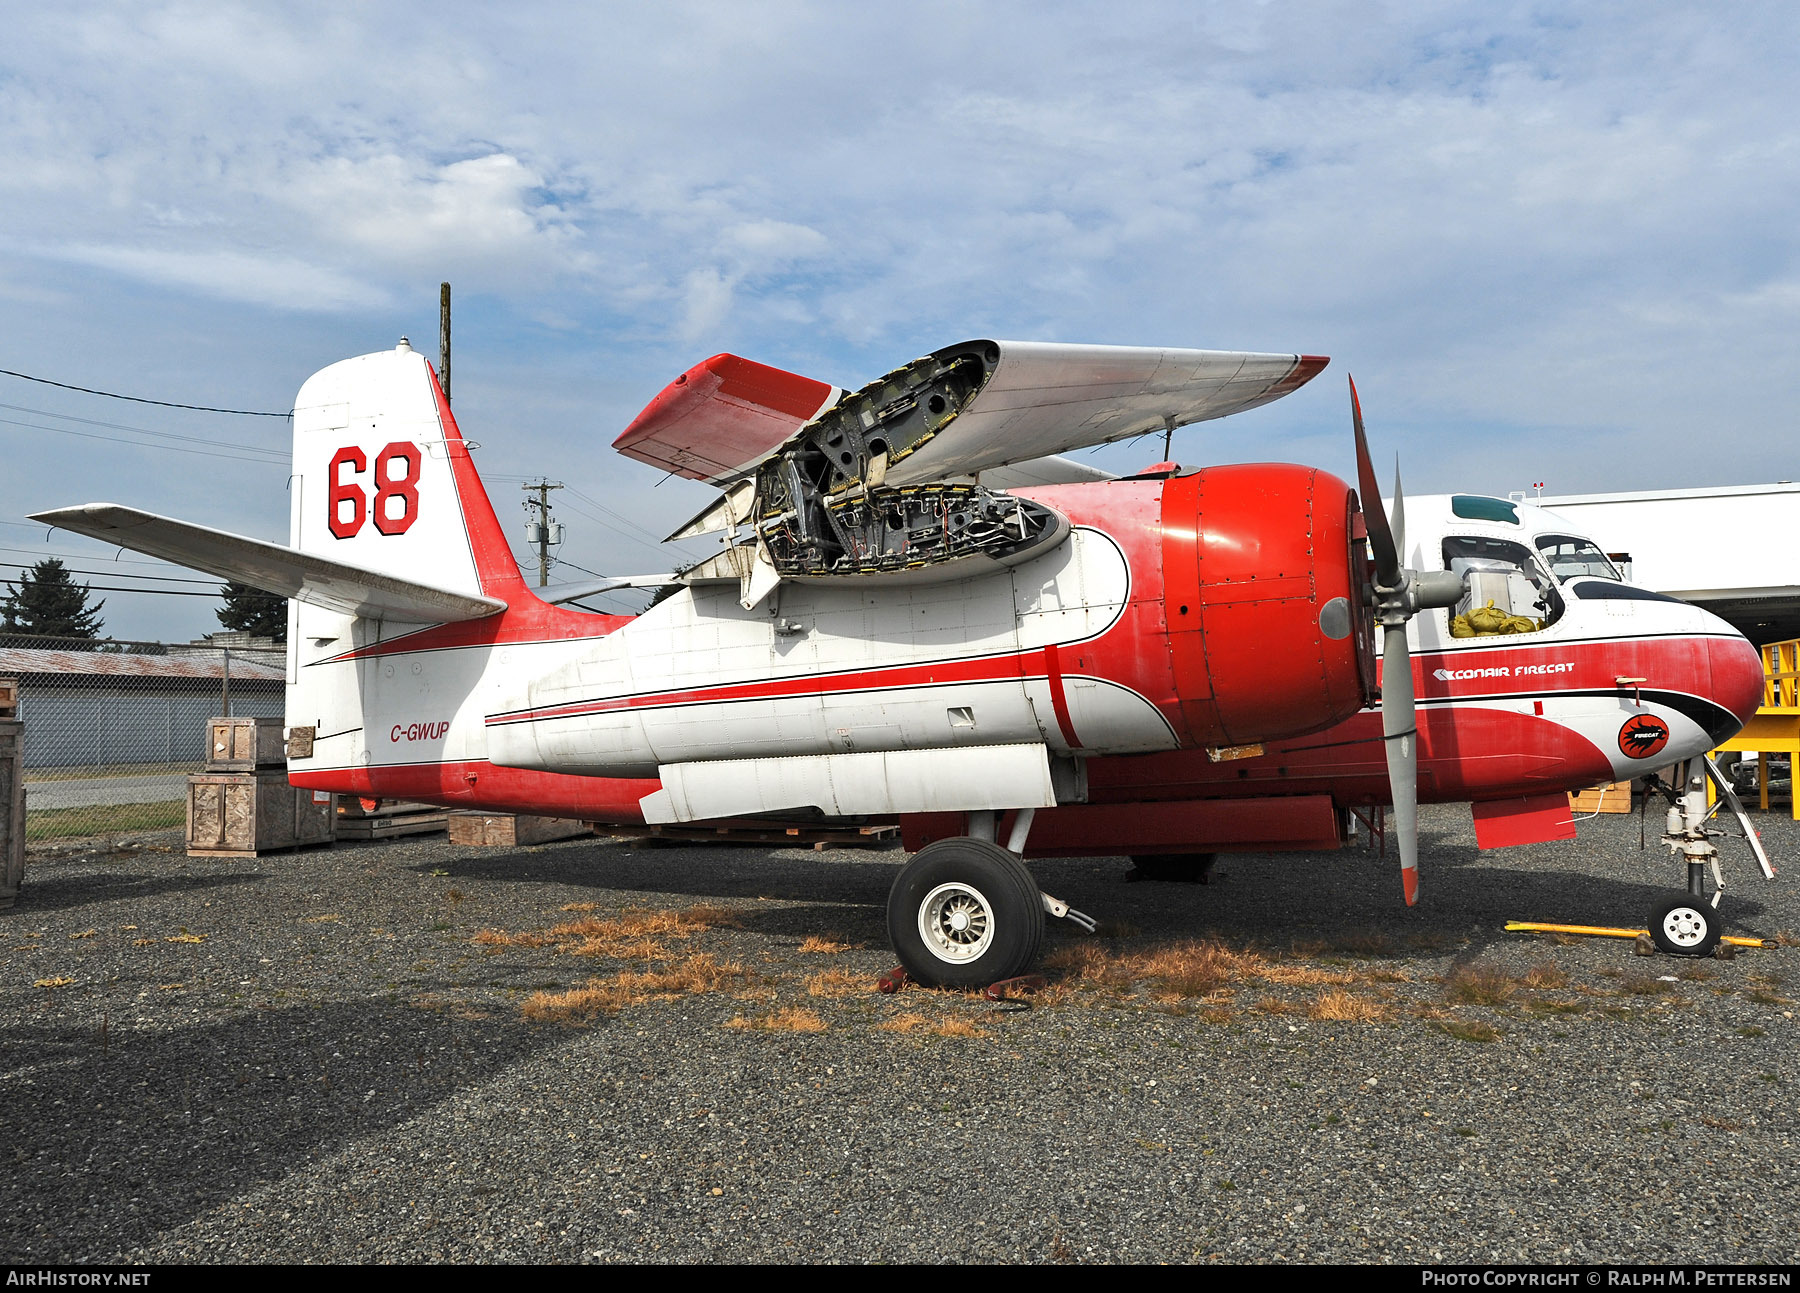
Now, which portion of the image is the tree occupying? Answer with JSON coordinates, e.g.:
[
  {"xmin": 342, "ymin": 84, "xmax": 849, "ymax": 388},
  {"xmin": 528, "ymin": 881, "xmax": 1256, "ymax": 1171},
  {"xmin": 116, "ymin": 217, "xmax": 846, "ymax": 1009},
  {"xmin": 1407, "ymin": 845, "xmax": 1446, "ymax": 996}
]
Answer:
[
  {"xmin": 215, "ymin": 580, "xmax": 287, "ymax": 642},
  {"xmin": 0, "ymin": 558, "xmax": 105, "ymax": 640}
]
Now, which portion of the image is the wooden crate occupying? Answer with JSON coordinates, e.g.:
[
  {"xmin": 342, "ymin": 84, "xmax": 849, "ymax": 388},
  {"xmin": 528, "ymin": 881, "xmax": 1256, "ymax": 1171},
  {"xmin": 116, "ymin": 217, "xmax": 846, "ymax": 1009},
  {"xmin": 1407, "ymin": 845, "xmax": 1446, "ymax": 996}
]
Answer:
[
  {"xmin": 1570, "ymin": 781, "xmax": 1634, "ymax": 814},
  {"xmin": 448, "ymin": 811, "xmax": 591, "ymax": 847},
  {"xmin": 0, "ymin": 720, "xmax": 22, "ymax": 909},
  {"xmin": 205, "ymin": 717, "xmax": 288, "ymax": 771},
  {"xmin": 187, "ymin": 772, "xmax": 336, "ymax": 857},
  {"xmin": 0, "ymin": 676, "xmax": 16, "ymax": 720}
]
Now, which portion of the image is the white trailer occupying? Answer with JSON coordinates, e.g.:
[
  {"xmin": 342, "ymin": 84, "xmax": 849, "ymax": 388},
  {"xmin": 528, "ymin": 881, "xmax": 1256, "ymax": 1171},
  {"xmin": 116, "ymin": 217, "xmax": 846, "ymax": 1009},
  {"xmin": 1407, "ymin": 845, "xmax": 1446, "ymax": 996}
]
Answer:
[{"xmin": 1536, "ymin": 482, "xmax": 1800, "ymax": 645}]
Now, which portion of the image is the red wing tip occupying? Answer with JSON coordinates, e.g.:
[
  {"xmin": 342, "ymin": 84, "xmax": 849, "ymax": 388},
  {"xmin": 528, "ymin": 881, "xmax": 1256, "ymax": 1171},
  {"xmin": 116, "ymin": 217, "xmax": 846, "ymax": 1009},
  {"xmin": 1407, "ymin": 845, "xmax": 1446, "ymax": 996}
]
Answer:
[
  {"xmin": 1266, "ymin": 354, "xmax": 1331, "ymax": 397},
  {"xmin": 613, "ymin": 354, "xmax": 736, "ymax": 450}
]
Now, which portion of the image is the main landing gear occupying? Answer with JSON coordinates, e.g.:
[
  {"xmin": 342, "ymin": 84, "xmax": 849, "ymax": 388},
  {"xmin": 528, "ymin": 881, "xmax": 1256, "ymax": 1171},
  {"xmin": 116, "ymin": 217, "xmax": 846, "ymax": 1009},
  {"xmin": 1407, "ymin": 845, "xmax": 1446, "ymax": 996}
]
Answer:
[
  {"xmin": 886, "ymin": 809, "xmax": 1096, "ymax": 989},
  {"xmin": 1645, "ymin": 756, "xmax": 1776, "ymax": 957}
]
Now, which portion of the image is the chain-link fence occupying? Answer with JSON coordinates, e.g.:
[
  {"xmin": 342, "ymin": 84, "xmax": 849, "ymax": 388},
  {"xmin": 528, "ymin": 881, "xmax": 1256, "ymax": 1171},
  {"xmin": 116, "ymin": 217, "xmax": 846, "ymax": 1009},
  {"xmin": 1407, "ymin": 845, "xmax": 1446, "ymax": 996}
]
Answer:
[{"xmin": 0, "ymin": 633, "xmax": 285, "ymax": 842}]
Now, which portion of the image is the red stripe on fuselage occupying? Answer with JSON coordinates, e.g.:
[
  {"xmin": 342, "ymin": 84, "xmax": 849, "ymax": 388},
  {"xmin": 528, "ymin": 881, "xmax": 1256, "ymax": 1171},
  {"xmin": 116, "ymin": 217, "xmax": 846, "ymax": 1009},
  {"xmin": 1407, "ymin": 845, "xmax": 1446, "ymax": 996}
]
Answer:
[
  {"xmin": 486, "ymin": 648, "xmax": 1041, "ymax": 726},
  {"xmin": 1043, "ymin": 643, "xmax": 1083, "ymax": 749}
]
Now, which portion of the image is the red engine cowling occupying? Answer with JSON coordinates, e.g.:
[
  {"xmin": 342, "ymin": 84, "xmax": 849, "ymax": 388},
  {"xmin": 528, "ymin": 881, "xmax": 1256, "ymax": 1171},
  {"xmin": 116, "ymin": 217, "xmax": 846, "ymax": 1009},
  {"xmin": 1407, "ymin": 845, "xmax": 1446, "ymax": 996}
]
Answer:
[{"xmin": 1160, "ymin": 464, "xmax": 1374, "ymax": 746}]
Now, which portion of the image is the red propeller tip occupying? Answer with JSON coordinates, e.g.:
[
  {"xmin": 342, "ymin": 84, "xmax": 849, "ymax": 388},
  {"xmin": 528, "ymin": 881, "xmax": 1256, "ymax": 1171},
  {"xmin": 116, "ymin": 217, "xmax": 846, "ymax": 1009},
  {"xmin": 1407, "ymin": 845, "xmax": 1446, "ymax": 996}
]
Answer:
[{"xmin": 1401, "ymin": 865, "xmax": 1419, "ymax": 906}]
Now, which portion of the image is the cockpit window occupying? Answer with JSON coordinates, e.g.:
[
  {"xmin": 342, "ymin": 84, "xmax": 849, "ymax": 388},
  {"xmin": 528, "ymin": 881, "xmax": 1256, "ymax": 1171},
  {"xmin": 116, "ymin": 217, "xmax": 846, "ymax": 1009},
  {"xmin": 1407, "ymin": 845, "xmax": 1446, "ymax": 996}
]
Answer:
[
  {"xmin": 1442, "ymin": 535, "xmax": 1563, "ymax": 637},
  {"xmin": 1535, "ymin": 534, "xmax": 1621, "ymax": 583},
  {"xmin": 1450, "ymin": 495, "xmax": 1520, "ymax": 525}
]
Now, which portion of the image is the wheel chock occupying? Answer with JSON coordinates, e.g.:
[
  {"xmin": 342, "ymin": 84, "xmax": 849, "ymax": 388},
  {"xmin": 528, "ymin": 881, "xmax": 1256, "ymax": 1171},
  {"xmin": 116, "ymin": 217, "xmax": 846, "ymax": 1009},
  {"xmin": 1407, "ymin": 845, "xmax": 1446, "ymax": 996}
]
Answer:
[
  {"xmin": 1504, "ymin": 921, "xmax": 1767, "ymax": 948},
  {"xmin": 877, "ymin": 966, "xmax": 909, "ymax": 994}
]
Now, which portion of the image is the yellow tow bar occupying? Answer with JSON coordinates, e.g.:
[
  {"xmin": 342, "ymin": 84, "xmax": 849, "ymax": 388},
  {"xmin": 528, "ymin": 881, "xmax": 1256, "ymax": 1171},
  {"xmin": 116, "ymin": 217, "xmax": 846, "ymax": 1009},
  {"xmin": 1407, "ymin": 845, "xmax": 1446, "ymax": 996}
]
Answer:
[{"xmin": 1504, "ymin": 921, "xmax": 1767, "ymax": 948}]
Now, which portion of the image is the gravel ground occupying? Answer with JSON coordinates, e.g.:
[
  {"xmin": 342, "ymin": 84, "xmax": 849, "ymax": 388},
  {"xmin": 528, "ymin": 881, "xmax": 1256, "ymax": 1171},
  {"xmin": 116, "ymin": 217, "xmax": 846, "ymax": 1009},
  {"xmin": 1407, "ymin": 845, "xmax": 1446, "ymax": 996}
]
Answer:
[{"xmin": 2, "ymin": 804, "xmax": 1797, "ymax": 1265}]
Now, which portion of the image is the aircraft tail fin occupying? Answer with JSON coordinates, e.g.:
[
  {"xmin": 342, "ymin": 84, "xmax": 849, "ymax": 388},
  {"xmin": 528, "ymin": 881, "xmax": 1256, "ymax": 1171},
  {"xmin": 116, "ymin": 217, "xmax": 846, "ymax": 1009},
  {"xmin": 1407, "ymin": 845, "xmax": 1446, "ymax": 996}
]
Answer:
[{"xmin": 291, "ymin": 339, "xmax": 531, "ymax": 604}]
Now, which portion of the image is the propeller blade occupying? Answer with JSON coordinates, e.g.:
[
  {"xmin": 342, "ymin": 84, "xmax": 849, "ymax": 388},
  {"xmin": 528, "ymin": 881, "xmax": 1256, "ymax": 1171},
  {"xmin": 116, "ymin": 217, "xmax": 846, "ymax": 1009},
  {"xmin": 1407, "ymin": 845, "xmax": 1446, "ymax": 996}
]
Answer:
[
  {"xmin": 1350, "ymin": 376, "xmax": 1400, "ymax": 586},
  {"xmin": 1381, "ymin": 622, "xmax": 1420, "ymax": 905},
  {"xmin": 1391, "ymin": 461, "xmax": 1406, "ymax": 567}
]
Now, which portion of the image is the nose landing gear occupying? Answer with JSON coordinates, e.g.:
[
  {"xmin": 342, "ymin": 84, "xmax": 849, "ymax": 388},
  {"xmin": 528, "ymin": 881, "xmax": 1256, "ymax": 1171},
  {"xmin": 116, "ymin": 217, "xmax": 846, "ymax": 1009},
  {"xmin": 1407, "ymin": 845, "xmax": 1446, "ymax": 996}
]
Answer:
[{"xmin": 1644, "ymin": 756, "xmax": 1776, "ymax": 956}]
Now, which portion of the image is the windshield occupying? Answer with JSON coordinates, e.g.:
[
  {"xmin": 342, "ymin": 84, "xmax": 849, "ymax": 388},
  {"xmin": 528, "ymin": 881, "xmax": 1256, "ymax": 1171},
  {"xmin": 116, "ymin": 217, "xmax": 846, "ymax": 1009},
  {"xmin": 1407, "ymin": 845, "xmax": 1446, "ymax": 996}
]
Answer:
[
  {"xmin": 1443, "ymin": 535, "xmax": 1564, "ymax": 636},
  {"xmin": 1535, "ymin": 534, "xmax": 1621, "ymax": 583}
]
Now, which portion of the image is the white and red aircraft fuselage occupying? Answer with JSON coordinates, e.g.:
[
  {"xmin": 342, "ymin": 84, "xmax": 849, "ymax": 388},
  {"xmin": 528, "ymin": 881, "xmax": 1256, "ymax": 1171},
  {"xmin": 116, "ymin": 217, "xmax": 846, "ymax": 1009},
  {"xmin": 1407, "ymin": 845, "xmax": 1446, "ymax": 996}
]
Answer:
[{"xmin": 32, "ymin": 340, "xmax": 1766, "ymax": 984}]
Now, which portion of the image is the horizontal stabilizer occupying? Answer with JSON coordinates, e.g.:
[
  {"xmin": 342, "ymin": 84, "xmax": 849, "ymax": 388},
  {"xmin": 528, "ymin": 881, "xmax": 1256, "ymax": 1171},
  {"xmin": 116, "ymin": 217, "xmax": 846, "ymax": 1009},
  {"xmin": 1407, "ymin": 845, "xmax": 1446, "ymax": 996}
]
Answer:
[{"xmin": 29, "ymin": 503, "xmax": 506, "ymax": 624}]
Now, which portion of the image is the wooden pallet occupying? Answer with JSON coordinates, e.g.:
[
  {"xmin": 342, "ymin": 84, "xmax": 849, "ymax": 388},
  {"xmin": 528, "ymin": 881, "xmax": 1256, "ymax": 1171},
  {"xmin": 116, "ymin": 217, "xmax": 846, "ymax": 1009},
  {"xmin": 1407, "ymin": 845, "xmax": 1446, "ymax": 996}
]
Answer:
[
  {"xmin": 589, "ymin": 821, "xmax": 899, "ymax": 850},
  {"xmin": 334, "ymin": 808, "xmax": 448, "ymax": 840}
]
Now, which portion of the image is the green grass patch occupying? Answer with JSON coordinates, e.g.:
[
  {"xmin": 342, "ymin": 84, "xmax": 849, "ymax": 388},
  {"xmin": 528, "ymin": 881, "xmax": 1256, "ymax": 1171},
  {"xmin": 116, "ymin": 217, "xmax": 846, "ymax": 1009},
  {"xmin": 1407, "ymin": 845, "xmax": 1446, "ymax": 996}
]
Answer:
[
  {"xmin": 1432, "ymin": 1019, "xmax": 1500, "ymax": 1043},
  {"xmin": 26, "ymin": 801, "xmax": 185, "ymax": 840}
]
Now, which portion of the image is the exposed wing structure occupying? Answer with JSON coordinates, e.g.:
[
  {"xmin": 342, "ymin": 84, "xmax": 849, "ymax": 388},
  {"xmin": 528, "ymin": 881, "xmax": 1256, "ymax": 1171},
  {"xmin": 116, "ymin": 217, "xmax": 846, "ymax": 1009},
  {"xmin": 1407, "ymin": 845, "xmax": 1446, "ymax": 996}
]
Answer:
[
  {"xmin": 655, "ymin": 339, "xmax": 1325, "ymax": 609},
  {"xmin": 29, "ymin": 503, "xmax": 505, "ymax": 624},
  {"xmin": 869, "ymin": 341, "xmax": 1327, "ymax": 486},
  {"xmin": 613, "ymin": 353, "xmax": 843, "ymax": 484}
]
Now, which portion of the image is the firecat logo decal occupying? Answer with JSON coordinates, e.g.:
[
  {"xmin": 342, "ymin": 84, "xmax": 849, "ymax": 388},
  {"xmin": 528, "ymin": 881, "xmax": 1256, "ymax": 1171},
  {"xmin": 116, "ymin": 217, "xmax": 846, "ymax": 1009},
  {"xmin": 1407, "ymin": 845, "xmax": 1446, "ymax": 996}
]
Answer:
[{"xmin": 1618, "ymin": 714, "xmax": 1670, "ymax": 759}]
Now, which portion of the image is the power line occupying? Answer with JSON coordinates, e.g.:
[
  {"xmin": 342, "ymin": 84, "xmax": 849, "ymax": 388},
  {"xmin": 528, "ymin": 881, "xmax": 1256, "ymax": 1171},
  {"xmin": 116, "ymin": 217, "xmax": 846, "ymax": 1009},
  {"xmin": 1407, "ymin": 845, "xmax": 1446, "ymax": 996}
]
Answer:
[
  {"xmin": 0, "ymin": 367, "xmax": 291, "ymax": 418},
  {"xmin": 0, "ymin": 559, "xmax": 218, "ymax": 586},
  {"xmin": 0, "ymin": 414, "xmax": 287, "ymax": 465},
  {"xmin": 0, "ymin": 542, "xmax": 204, "ymax": 571},
  {"xmin": 0, "ymin": 582, "xmax": 221, "ymax": 599},
  {"xmin": 0, "ymin": 401, "xmax": 286, "ymax": 458}
]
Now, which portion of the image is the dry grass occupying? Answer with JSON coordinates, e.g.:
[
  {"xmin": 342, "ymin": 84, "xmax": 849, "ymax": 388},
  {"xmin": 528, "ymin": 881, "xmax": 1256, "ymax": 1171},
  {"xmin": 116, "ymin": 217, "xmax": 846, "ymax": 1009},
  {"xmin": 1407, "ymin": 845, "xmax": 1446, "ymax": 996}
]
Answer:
[
  {"xmin": 1041, "ymin": 936, "xmax": 1415, "ymax": 1014},
  {"xmin": 1443, "ymin": 966, "xmax": 1517, "ymax": 1006},
  {"xmin": 805, "ymin": 968, "xmax": 869, "ymax": 999},
  {"xmin": 520, "ymin": 953, "xmax": 751, "ymax": 1023},
  {"xmin": 725, "ymin": 1007, "xmax": 828, "ymax": 1033},
  {"xmin": 875, "ymin": 1011, "xmax": 993, "ymax": 1038},
  {"xmin": 1521, "ymin": 962, "xmax": 1570, "ymax": 990},
  {"xmin": 1309, "ymin": 988, "xmax": 1389, "ymax": 1022},
  {"xmin": 1619, "ymin": 974, "xmax": 1676, "ymax": 997},
  {"xmin": 799, "ymin": 935, "xmax": 854, "ymax": 954},
  {"xmin": 477, "ymin": 904, "xmax": 742, "ymax": 961}
]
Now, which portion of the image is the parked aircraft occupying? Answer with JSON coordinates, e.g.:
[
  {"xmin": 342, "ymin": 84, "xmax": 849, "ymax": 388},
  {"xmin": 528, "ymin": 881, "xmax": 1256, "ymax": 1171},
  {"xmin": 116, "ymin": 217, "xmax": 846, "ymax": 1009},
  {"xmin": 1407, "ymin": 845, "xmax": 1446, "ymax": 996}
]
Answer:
[{"xmin": 31, "ymin": 338, "xmax": 1768, "ymax": 985}]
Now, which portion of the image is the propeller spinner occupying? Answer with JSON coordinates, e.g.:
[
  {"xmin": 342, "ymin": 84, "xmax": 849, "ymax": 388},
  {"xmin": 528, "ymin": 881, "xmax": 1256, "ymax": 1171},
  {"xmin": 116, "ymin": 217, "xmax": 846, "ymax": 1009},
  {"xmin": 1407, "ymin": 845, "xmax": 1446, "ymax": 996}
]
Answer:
[{"xmin": 1349, "ymin": 377, "xmax": 1465, "ymax": 905}]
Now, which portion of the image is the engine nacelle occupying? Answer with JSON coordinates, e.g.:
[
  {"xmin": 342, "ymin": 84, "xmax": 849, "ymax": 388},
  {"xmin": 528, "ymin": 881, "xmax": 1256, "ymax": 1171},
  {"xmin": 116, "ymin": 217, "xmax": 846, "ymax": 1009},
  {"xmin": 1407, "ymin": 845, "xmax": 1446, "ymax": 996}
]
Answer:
[{"xmin": 1160, "ymin": 464, "xmax": 1373, "ymax": 747}]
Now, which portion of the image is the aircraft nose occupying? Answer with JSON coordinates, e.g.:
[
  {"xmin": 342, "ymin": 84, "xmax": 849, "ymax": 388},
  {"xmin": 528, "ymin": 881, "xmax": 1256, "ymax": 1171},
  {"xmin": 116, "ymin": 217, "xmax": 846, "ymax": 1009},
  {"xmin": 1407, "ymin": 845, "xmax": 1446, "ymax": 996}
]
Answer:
[{"xmin": 1709, "ymin": 631, "xmax": 1766, "ymax": 731}]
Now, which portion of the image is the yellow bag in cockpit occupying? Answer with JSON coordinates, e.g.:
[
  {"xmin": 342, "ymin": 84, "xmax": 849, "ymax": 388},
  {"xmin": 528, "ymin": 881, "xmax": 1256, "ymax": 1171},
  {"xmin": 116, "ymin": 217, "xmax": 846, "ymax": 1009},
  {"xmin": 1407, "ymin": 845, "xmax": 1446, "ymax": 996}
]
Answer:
[{"xmin": 1451, "ymin": 599, "xmax": 1540, "ymax": 638}]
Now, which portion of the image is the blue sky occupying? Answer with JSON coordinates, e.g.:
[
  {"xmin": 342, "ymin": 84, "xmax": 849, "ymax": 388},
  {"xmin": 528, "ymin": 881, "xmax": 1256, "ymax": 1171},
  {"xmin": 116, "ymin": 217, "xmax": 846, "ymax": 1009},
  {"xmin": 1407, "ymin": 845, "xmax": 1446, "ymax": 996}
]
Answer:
[{"xmin": 2, "ymin": 2, "xmax": 1796, "ymax": 640}]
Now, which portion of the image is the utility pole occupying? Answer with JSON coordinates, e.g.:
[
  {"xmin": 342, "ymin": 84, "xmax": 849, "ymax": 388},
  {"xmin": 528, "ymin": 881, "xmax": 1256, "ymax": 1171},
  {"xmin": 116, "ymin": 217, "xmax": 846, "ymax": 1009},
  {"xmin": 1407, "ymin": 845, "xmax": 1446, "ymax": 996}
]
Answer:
[
  {"xmin": 438, "ymin": 282, "xmax": 452, "ymax": 402},
  {"xmin": 522, "ymin": 480, "xmax": 563, "ymax": 587}
]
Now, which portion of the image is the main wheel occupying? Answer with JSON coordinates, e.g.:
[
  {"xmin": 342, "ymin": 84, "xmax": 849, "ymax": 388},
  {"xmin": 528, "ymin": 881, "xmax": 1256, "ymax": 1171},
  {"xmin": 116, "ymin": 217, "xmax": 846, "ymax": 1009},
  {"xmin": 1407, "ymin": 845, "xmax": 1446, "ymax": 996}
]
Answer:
[
  {"xmin": 1129, "ymin": 853, "xmax": 1217, "ymax": 883},
  {"xmin": 887, "ymin": 837, "xmax": 1045, "ymax": 989},
  {"xmin": 1649, "ymin": 895, "xmax": 1722, "ymax": 957}
]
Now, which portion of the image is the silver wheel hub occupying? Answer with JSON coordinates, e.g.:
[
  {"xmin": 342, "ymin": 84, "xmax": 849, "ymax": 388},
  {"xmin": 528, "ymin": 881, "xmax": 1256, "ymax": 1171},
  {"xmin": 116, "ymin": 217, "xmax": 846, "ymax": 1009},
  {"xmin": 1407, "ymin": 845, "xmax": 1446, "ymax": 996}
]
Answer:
[
  {"xmin": 1662, "ymin": 906, "xmax": 1709, "ymax": 947},
  {"xmin": 918, "ymin": 882, "xmax": 995, "ymax": 964}
]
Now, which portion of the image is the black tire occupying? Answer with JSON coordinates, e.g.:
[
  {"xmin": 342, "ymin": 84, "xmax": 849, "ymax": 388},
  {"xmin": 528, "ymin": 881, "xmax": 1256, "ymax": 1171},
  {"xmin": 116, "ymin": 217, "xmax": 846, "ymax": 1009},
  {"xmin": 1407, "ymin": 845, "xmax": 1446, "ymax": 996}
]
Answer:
[
  {"xmin": 1129, "ymin": 853, "xmax": 1217, "ymax": 883},
  {"xmin": 1649, "ymin": 895, "xmax": 1722, "ymax": 958},
  {"xmin": 887, "ymin": 837, "xmax": 1045, "ymax": 989}
]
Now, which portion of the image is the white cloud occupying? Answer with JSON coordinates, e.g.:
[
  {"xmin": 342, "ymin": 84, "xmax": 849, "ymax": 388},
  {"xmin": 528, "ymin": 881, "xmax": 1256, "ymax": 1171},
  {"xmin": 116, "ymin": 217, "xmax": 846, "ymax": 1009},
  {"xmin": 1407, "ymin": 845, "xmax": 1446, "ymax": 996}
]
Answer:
[{"xmin": 50, "ymin": 244, "xmax": 390, "ymax": 312}]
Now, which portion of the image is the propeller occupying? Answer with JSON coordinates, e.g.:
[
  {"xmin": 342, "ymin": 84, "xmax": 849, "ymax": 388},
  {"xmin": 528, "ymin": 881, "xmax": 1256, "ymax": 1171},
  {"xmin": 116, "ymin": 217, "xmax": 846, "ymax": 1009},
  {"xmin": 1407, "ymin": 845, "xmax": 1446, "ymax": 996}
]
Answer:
[{"xmin": 1349, "ymin": 376, "xmax": 1465, "ymax": 905}]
